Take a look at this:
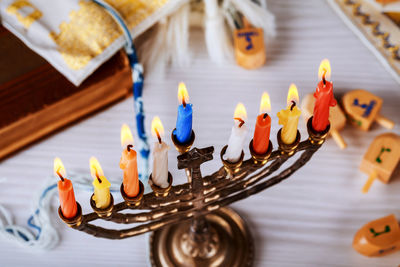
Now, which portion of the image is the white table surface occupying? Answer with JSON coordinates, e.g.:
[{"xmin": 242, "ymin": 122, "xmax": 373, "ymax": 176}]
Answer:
[{"xmin": 1, "ymin": 0, "xmax": 400, "ymax": 266}]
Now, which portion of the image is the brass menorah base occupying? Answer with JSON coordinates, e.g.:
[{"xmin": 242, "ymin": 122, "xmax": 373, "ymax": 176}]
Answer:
[
  {"xmin": 59, "ymin": 117, "xmax": 329, "ymax": 267},
  {"xmin": 150, "ymin": 207, "xmax": 253, "ymax": 266}
]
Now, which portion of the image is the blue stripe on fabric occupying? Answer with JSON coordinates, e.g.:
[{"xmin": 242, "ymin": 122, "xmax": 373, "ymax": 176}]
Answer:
[{"xmin": 92, "ymin": 0, "xmax": 150, "ymax": 183}]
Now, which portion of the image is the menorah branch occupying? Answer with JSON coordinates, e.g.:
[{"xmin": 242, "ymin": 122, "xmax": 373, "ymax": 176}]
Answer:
[{"xmin": 60, "ymin": 117, "xmax": 328, "ymax": 243}]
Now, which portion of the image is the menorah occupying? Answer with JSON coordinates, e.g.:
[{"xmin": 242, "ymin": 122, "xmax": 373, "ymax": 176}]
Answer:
[{"xmin": 58, "ymin": 117, "xmax": 329, "ymax": 267}]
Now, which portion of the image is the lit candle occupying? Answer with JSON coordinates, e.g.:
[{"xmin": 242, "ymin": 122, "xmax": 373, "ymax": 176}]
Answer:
[
  {"xmin": 277, "ymin": 84, "xmax": 301, "ymax": 144},
  {"xmin": 89, "ymin": 157, "xmax": 111, "ymax": 209},
  {"xmin": 174, "ymin": 82, "xmax": 193, "ymax": 143},
  {"xmin": 225, "ymin": 103, "xmax": 248, "ymax": 162},
  {"xmin": 312, "ymin": 59, "xmax": 337, "ymax": 132},
  {"xmin": 54, "ymin": 157, "xmax": 77, "ymax": 219},
  {"xmin": 151, "ymin": 116, "xmax": 169, "ymax": 188},
  {"xmin": 252, "ymin": 92, "xmax": 272, "ymax": 154},
  {"xmin": 120, "ymin": 124, "xmax": 140, "ymax": 197}
]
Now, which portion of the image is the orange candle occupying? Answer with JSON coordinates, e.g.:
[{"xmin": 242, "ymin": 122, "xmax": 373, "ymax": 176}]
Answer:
[
  {"xmin": 312, "ymin": 59, "xmax": 337, "ymax": 132},
  {"xmin": 253, "ymin": 92, "xmax": 271, "ymax": 154},
  {"xmin": 120, "ymin": 124, "xmax": 139, "ymax": 197},
  {"xmin": 54, "ymin": 157, "xmax": 77, "ymax": 219}
]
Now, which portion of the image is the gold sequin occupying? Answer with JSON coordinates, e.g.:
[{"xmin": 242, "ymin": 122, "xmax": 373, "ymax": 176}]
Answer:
[
  {"xmin": 6, "ymin": 0, "xmax": 42, "ymax": 29},
  {"xmin": 50, "ymin": 0, "xmax": 168, "ymax": 70}
]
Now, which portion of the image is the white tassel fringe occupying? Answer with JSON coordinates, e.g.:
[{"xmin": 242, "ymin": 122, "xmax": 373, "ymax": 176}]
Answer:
[
  {"xmin": 139, "ymin": 3, "xmax": 190, "ymax": 76},
  {"xmin": 204, "ymin": 0, "xmax": 234, "ymax": 64}
]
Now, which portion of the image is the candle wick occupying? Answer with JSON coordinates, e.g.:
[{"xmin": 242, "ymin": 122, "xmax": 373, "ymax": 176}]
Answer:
[
  {"xmin": 56, "ymin": 171, "xmax": 65, "ymax": 182},
  {"xmin": 322, "ymin": 69, "xmax": 327, "ymax": 85},
  {"xmin": 290, "ymin": 101, "xmax": 296, "ymax": 111},
  {"xmin": 182, "ymin": 99, "xmax": 186, "ymax": 108},
  {"xmin": 155, "ymin": 129, "xmax": 162, "ymax": 144},
  {"xmin": 96, "ymin": 174, "xmax": 102, "ymax": 183},
  {"xmin": 127, "ymin": 144, "xmax": 133, "ymax": 152},
  {"xmin": 234, "ymin": 117, "xmax": 245, "ymax": 128},
  {"xmin": 263, "ymin": 113, "xmax": 268, "ymax": 119}
]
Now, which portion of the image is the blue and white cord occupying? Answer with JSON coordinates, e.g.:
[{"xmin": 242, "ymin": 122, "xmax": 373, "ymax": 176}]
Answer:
[
  {"xmin": 93, "ymin": 0, "xmax": 150, "ymax": 182},
  {"xmin": 0, "ymin": 174, "xmax": 121, "ymax": 250},
  {"xmin": 0, "ymin": 178, "xmax": 59, "ymax": 250}
]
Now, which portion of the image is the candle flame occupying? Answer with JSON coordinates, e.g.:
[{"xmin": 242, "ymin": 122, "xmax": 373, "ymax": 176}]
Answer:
[
  {"xmin": 178, "ymin": 82, "xmax": 189, "ymax": 106},
  {"xmin": 234, "ymin": 102, "xmax": 247, "ymax": 122},
  {"xmin": 151, "ymin": 116, "xmax": 164, "ymax": 141},
  {"xmin": 53, "ymin": 157, "xmax": 66, "ymax": 178},
  {"xmin": 120, "ymin": 124, "xmax": 134, "ymax": 148},
  {"xmin": 89, "ymin": 156, "xmax": 104, "ymax": 180},
  {"xmin": 259, "ymin": 92, "xmax": 271, "ymax": 114},
  {"xmin": 287, "ymin": 83, "xmax": 299, "ymax": 107},
  {"xmin": 318, "ymin": 59, "xmax": 331, "ymax": 82}
]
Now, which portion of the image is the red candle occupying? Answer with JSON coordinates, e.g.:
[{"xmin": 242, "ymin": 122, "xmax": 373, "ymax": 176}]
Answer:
[
  {"xmin": 312, "ymin": 59, "xmax": 337, "ymax": 132},
  {"xmin": 120, "ymin": 124, "xmax": 140, "ymax": 197},
  {"xmin": 54, "ymin": 158, "xmax": 77, "ymax": 219},
  {"xmin": 252, "ymin": 92, "xmax": 272, "ymax": 154}
]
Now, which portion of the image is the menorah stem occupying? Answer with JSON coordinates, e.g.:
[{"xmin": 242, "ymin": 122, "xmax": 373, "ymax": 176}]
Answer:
[
  {"xmin": 191, "ymin": 166, "xmax": 204, "ymax": 207},
  {"xmin": 183, "ymin": 215, "xmax": 217, "ymax": 258},
  {"xmin": 184, "ymin": 168, "xmax": 192, "ymax": 183},
  {"xmin": 190, "ymin": 215, "xmax": 208, "ymax": 234},
  {"xmin": 190, "ymin": 164, "xmax": 209, "ymax": 240},
  {"xmin": 180, "ymin": 163, "xmax": 221, "ymax": 258}
]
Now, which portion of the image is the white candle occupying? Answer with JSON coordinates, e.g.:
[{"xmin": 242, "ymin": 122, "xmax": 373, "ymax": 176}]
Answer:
[
  {"xmin": 151, "ymin": 116, "xmax": 169, "ymax": 188},
  {"xmin": 225, "ymin": 103, "xmax": 248, "ymax": 162},
  {"xmin": 152, "ymin": 141, "xmax": 169, "ymax": 188}
]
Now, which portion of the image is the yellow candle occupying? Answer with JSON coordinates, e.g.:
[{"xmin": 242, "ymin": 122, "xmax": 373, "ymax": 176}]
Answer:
[
  {"xmin": 90, "ymin": 157, "xmax": 111, "ymax": 209},
  {"xmin": 277, "ymin": 83, "xmax": 301, "ymax": 144}
]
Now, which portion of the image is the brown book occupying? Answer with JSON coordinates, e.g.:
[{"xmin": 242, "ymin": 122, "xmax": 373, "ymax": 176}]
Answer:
[{"xmin": 0, "ymin": 26, "xmax": 132, "ymax": 160}]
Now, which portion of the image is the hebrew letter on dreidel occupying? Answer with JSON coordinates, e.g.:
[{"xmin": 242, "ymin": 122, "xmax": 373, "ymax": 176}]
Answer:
[
  {"xmin": 370, "ymin": 225, "xmax": 390, "ymax": 237},
  {"xmin": 233, "ymin": 20, "xmax": 266, "ymax": 70},
  {"xmin": 342, "ymin": 89, "xmax": 394, "ymax": 131},
  {"xmin": 353, "ymin": 214, "xmax": 400, "ymax": 257},
  {"xmin": 301, "ymin": 93, "xmax": 347, "ymax": 149},
  {"xmin": 352, "ymin": 99, "xmax": 376, "ymax": 118},
  {"xmin": 360, "ymin": 133, "xmax": 400, "ymax": 193},
  {"xmin": 237, "ymin": 31, "xmax": 258, "ymax": 50},
  {"xmin": 376, "ymin": 148, "xmax": 391, "ymax": 163}
]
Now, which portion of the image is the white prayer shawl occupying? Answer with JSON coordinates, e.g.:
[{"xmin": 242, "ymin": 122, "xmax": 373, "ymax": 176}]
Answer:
[{"xmin": 0, "ymin": 0, "xmax": 184, "ymax": 86}]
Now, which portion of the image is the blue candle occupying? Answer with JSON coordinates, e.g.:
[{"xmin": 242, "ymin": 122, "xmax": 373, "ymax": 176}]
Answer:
[{"xmin": 174, "ymin": 82, "xmax": 193, "ymax": 143}]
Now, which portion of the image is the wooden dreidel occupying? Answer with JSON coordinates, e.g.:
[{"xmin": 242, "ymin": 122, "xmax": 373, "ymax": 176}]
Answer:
[
  {"xmin": 353, "ymin": 214, "xmax": 400, "ymax": 257},
  {"xmin": 233, "ymin": 18, "xmax": 266, "ymax": 69},
  {"xmin": 342, "ymin": 89, "xmax": 394, "ymax": 131},
  {"xmin": 360, "ymin": 133, "xmax": 400, "ymax": 193},
  {"xmin": 301, "ymin": 93, "xmax": 347, "ymax": 149}
]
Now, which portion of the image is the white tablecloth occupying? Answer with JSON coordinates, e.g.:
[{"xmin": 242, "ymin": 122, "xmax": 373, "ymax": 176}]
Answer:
[{"xmin": 1, "ymin": 0, "xmax": 400, "ymax": 266}]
